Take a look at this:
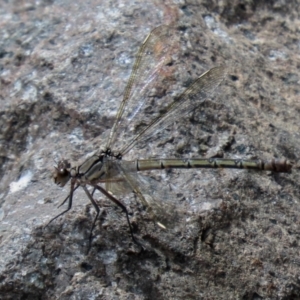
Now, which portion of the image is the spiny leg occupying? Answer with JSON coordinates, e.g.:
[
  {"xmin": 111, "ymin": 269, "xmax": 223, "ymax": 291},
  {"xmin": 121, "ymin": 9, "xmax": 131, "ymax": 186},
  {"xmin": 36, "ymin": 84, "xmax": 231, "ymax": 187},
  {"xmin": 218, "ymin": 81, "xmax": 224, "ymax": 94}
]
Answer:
[
  {"xmin": 45, "ymin": 180, "xmax": 77, "ymax": 227},
  {"xmin": 57, "ymin": 184, "xmax": 80, "ymax": 208},
  {"xmin": 81, "ymin": 185, "xmax": 101, "ymax": 254},
  {"xmin": 91, "ymin": 187, "xmax": 96, "ymax": 196},
  {"xmin": 93, "ymin": 184, "xmax": 142, "ymax": 250}
]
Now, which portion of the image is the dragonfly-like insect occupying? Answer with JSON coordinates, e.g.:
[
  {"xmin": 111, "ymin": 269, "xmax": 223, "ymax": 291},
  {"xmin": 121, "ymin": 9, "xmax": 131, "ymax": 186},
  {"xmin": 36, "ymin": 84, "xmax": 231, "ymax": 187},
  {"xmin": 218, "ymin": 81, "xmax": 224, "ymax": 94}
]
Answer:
[{"xmin": 48, "ymin": 25, "xmax": 292, "ymax": 251}]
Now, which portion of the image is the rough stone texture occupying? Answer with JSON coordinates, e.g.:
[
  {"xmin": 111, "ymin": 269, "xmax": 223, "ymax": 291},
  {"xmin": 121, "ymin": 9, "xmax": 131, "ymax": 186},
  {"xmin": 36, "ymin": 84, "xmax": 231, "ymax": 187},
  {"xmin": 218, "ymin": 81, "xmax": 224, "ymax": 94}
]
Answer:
[{"xmin": 0, "ymin": 0, "xmax": 300, "ymax": 299}]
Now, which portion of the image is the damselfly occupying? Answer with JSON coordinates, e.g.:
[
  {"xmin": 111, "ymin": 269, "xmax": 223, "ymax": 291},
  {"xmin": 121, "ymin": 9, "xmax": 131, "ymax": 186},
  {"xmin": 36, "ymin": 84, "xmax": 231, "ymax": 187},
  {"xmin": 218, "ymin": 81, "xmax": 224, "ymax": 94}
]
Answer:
[{"xmin": 47, "ymin": 25, "xmax": 292, "ymax": 250}]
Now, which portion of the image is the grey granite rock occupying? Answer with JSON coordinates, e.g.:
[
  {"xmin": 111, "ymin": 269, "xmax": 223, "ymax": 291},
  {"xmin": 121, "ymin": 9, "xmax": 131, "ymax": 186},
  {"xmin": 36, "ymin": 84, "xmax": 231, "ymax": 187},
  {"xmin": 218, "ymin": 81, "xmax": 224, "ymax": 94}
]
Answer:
[{"xmin": 0, "ymin": 1, "xmax": 299, "ymax": 299}]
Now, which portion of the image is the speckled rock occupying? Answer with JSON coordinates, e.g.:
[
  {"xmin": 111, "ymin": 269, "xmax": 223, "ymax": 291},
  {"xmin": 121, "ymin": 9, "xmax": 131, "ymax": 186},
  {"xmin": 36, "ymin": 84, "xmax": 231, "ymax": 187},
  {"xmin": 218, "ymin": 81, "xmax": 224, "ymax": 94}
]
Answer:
[{"xmin": 0, "ymin": 1, "xmax": 300, "ymax": 299}]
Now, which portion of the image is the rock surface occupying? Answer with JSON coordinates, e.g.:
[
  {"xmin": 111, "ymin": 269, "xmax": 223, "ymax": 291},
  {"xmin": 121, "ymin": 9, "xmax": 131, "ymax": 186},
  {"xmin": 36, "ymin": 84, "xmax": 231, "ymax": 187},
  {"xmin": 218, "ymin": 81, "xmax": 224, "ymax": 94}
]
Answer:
[{"xmin": 0, "ymin": 0, "xmax": 300, "ymax": 299}]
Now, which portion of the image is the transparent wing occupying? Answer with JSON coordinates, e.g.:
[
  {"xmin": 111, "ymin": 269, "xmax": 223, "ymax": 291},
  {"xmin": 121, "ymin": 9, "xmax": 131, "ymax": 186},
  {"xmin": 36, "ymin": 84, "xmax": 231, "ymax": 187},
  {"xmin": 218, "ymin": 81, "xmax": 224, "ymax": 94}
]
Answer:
[
  {"xmin": 114, "ymin": 160, "xmax": 186, "ymax": 229},
  {"xmin": 103, "ymin": 160, "xmax": 133, "ymax": 196},
  {"xmin": 105, "ymin": 25, "xmax": 179, "ymax": 152},
  {"xmin": 120, "ymin": 65, "xmax": 227, "ymax": 155},
  {"xmin": 98, "ymin": 160, "xmax": 208, "ymax": 233}
]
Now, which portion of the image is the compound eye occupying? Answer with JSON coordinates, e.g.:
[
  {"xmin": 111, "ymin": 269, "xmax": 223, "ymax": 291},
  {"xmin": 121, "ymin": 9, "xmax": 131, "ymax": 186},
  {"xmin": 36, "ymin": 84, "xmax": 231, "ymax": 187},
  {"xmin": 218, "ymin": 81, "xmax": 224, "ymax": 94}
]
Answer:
[{"xmin": 53, "ymin": 160, "xmax": 71, "ymax": 187}]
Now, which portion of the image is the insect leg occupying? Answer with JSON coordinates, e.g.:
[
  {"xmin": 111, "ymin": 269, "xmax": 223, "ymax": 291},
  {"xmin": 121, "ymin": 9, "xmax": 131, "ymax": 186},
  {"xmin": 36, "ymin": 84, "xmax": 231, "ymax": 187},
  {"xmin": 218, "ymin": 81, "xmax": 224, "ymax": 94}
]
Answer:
[
  {"xmin": 93, "ymin": 184, "xmax": 142, "ymax": 249},
  {"xmin": 81, "ymin": 185, "xmax": 101, "ymax": 253},
  {"xmin": 57, "ymin": 184, "xmax": 80, "ymax": 208},
  {"xmin": 45, "ymin": 180, "xmax": 77, "ymax": 227}
]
